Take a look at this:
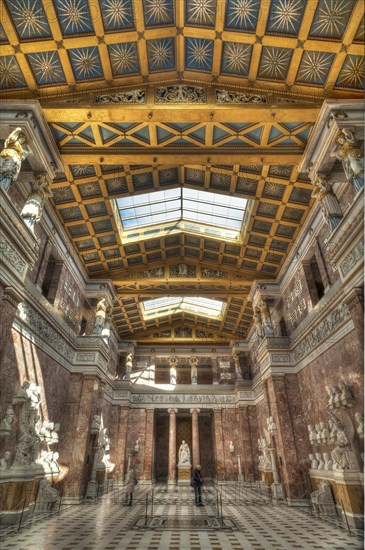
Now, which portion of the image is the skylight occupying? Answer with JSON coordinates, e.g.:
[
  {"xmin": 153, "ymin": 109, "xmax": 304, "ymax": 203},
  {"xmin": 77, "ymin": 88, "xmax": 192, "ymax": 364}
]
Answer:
[
  {"xmin": 117, "ymin": 188, "xmax": 246, "ymax": 233},
  {"xmin": 142, "ymin": 297, "xmax": 226, "ymax": 321}
]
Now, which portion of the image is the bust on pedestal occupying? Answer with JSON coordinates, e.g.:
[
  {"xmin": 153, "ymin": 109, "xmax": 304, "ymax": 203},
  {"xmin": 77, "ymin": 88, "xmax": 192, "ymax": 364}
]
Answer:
[{"xmin": 177, "ymin": 440, "xmax": 191, "ymax": 484}]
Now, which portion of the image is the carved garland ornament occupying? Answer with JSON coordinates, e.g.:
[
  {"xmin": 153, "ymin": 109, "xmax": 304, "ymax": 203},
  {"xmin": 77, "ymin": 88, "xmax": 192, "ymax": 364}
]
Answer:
[{"xmin": 0, "ymin": 236, "xmax": 26, "ymax": 274}]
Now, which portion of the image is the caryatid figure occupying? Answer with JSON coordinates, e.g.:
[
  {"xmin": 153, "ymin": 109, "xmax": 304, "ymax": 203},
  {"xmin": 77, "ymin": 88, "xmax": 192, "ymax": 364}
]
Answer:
[
  {"xmin": 233, "ymin": 354, "xmax": 242, "ymax": 380},
  {"xmin": 0, "ymin": 127, "xmax": 30, "ymax": 191},
  {"xmin": 311, "ymin": 174, "xmax": 343, "ymax": 231},
  {"xmin": 21, "ymin": 173, "xmax": 53, "ymax": 233},
  {"xmin": 189, "ymin": 356, "xmax": 198, "ymax": 384},
  {"xmin": 124, "ymin": 352, "xmax": 134, "ymax": 380},
  {"xmin": 169, "ymin": 356, "xmax": 178, "ymax": 385},
  {"xmin": 259, "ymin": 300, "xmax": 274, "ymax": 336},
  {"xmin": 334, "ymin": 128, "xmax": 364, "ymax": 192},
  {"xmin": 93, "ymin": 298, "xmax": 107, "ymax": 335}
]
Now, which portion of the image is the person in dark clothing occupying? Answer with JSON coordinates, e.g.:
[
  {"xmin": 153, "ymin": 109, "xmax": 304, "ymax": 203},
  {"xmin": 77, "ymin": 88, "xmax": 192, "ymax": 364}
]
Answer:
[{"xmin": 192, "ymin": 464, "xmax": 204, "ymax": 506}]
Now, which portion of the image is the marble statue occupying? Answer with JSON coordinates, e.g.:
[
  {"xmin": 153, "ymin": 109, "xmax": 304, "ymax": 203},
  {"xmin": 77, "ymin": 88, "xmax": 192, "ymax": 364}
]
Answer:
[
  {"xmin": 189, "ymin": 357, "xmax": 198, "ymax": 384},
  {"xmin": 229, "ymin": 441, "xmax": 235, "ymax": 453},
  {"xmin": 134, "ymin": 439, "xmax": 140, "ymax": 453},
  {"xmin": 93, "ymin": 298, "xmax": 107, "ymax": 335},
  {"xmin": 0, "ymin": 127, "xmax": 30, "ymax": 191},
  {"xmin": 309, "ymin": 453, "xmax": 319, "ymax": 469},
  {"xmin": 316, "ymin": 453, "xmax": 324, "ymax": 470},
  {"xmin": 331, "ymin": 425, "xmax": 352, "ymax": 470},
  {"xmin": 0, "ymin": 406, "xmax": 15, "ymax": 435},
  {"xmin": 258, "ymin": 435, "xmax": 271, "ymax": 469},
  {"xmin": 308, "ymin": 425, "xmax": 317, "ymax": 445},
  {"xmin": 21, "ymin": 174, "xmax": 53, "ymax": 233},
  {"xmin": 101, "ymin": 310, "xmax": 112, "ymax": 345},
  {"xmin": 267, "ymin": 416, "xmax": 277, "ymax": 435},
  {"xmin": 334, "ymin": 128, "xmax": 364, "ymax": 192},
  {"xmin": 311, "ymin": 481, "xmax": 336, "ymax": 517},
  {"xmin": 311, "ymin": 174, "xmax": 343, "ymax": 231},
  {"xmin": 178, "ymin": 440, "xmax": 191, "ymax": 466},
  {"xmin": 319, "ymin": 421, "xmax": 329, "ymax": 444},
  {"xmin": 323, "ymin": 452, "xmax": 333, "ymax": 471},
  {"xmin": 91, "ymin": 415, "xmax": 101, "ymax": 434},
  {"xmin": 37, "ymin": 479, "xmax": 59, "ymax": 510},
  {"xmin": 253, "ymin": 309, "xmax": 264, "ymax": 340},
  {"xmin": 314, "ymin": 424, "xmax": 322, "ymax": 445},
  {"xmin": 233, "ymin": 354, "xmax": 242, "ymax": 380},
  {"xmin": 326, "ymin": 386, "xmax": 336, "ymax": 409},
  {"xmin": 355, "ymin": 412, "xmax": 364, "ymax": 438},
  {"xmin": 169, "ymin": 356, "xmax": 178, "ymax": 385},
  {"xmin": 327, "ymin": 419, "xmax": 337, "ymax": 445},
  {"xmin": 124, "ymin": 352, "xmax": 133, "ymax": 380},
  {"xmin": 0, "ymin": 451, "xmax": 11, "ymax": 470},
  {"xmin": 259, "ymin": 300, "xmax": 274, "ymax": 335}
]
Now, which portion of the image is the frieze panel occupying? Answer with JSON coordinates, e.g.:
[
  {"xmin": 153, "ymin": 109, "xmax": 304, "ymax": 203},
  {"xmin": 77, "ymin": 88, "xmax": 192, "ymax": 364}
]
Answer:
[
  {"xmin": 293, "ymin": 303, "xmax": 351, "ymax": 361},
  {"xmin": 170, "ymin": 264, "xmax": 196, "ymax": 277},
  {"xmin": 340, "ymin": 236, "xmax": 364, "ymax": 277},
  {"xmin": 271, "ymin": 354, "xmax": 291, "ymax": 363},
  {"xmin": 131, "ymin": 394, "xmax": 235, "ymax": 404},
  {"xmin": 201, "ymin": 268, "xmax": 227, "ymax": 278},
  {"xmin": 0, "ymin": 236, "xmax": 26, "ymax": 275},
  {"xmin": 216, "ymin": 90, "xmax": 267, "ymax": 104},
  {"xmin": 17, "ymin": 302, "xmax": 74, "ymax": 361},
  {"xmin": 76, "ymin": 353, "xmax": 96, "ymax": 361},
  {"xmin": 156, "ymin": 85, "xmax": 206, "ymax": 104}
]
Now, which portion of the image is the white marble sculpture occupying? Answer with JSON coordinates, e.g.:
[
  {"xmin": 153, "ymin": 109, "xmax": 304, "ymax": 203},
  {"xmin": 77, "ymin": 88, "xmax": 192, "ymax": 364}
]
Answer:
[
  {"xmin": 0, "ymin": 127, "xmax": 30, "ymax": 191},
  {"xmin": 101, "ymin": 310, "xmax": 112, "ymax": 345},
  {"xmin": 308, "ymin": 425, "xmax": 317, "ymax": 445},
  {"xmin": 124, "ymin": 352, "xmax": 133, "ymax": 380},
  {"xmin": 319, "ymin": 421, "xmax": 329, "ymax": 444},
  {"xmin": 323, "ymin": 452, "xmax": 333, "ymax": 471},
  {"xmin": 37, "ymin": 479, "xmax": 59, "ymax": 511},
  {"xmin": 309, "ymin": 453, "xmax": 319, "ymax": 469},
  {"xmin": 233, "ymin": 354, "xmax": 242, "ymax": 380},
  {"xmin": 21, "ymin": 174, "xmax": 53, "ymax": 233},
  {"xmin": 258, "ymin": 435, "xmax": 272, "ymax": 469},
  {"xmin": 338, "ymin": 382, "xmax": 355, "ymax": 408},
  {"xmin": 316, "ymin": 453, "xmax": 324, "ymax": 470},
  {"xmin": 169, "ymin": 356, "xmax": 178, "ymax": 385},
  {"xmin": 189, "ymin": 357, "xmax": 198, "ymax": 384},
  {"xmin": 91, "ymin": 414, "xmax": 101, "ymax": 435},
  {"xmin": 229, "ymin": 441, "xmax": 235, "ymax": 453},
  {"xmin": 334, "ymin": 128, "xmax": 364, "ymax": 192},
  {"xmin": 327, "ymin": 418, "xmax": 337, "ymax": 444},
  {"xmin": 253, "ymin": 309, "xmax": 264, "ymax": 340},
  {"xmin": 267, "ymin": 416, "xmax": 277, "ymax": 435},
  {"xmin": 314, "ymin": 424, "xmax": 322, "ymax": 445},
  {"xmin": 311, "ymin": 481, "xmax": 336, "ymax": 517},
  {"xmin": 93, "ymin": 298, "xmax": 107, "ymax": 335},
  {"xmin": 259, "ymin": 300, "xmax": 274, "ymax": 336},
  {"xmin": 178, "ymin": 440, "xmax": 191, "ymax": 466},
  {"xmin": 134, "ymin": 439, "xmax": 140, "ymax": 453},
  {"xmin": 311, "ymin": 174, "xmax": 343, "ymax": 231}
]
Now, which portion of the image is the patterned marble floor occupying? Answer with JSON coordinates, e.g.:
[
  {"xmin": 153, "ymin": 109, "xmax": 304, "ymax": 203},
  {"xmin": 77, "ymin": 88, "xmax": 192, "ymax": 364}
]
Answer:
[{"xmin": 0, "ymin": 485, "xmax": 363, "ymax": 550}]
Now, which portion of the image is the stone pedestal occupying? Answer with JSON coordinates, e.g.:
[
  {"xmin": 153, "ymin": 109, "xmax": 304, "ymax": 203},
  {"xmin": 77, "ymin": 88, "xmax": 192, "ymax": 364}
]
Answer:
[
  {"xmin": 260, "ymin": 470, "xmax": 274, "ymax": 485},
  {"xmin": 178, "ymin": 466, "xmax": 191, "ymax": 485}
]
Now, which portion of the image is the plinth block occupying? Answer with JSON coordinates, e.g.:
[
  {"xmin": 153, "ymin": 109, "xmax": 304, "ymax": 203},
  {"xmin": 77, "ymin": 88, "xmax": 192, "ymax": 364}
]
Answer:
[{"xmin": 178, "ymin": 466, "xmax": 191, "ymax": 484}]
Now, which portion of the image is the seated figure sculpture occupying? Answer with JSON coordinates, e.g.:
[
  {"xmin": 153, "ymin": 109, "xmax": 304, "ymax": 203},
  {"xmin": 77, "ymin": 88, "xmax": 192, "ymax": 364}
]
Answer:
[{"xmin": 178, "ymin": 440, "xmax": 191, "ymax": 466}]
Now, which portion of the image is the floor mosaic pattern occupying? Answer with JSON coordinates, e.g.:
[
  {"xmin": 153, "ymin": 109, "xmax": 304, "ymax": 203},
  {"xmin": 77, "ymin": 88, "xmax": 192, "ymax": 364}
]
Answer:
[{"xmin": 0, "ymin": 484, "xmax": 363, "ymax": 550}]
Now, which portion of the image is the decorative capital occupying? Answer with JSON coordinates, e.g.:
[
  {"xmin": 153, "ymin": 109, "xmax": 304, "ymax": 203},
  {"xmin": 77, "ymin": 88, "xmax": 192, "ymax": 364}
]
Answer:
[
  {"xmin": 190, "ymin": 408, "xmax": 200, "ymax": 415},
  {"xmin": 168, "ymin": 408, "xmax": 178, "ymax": 414}
]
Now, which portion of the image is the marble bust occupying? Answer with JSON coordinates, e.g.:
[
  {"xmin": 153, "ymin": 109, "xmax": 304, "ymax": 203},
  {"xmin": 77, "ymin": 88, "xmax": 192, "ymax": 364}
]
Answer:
[{"xmin": 178, "ymin": 440, "xmax": 191, "ymax": 466}]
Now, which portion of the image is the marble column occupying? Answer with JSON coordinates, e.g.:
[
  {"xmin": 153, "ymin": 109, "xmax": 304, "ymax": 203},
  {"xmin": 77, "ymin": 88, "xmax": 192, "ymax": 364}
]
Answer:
[
  {"xmin": 213, "ymin": 408, "xmax": 225, "ymax": 481},
  {"xmin": 212, "ymin": 357, "xmax": 219, "ymax": 385},
  {"xmin": 190, "ymin": 408, "xmax": 200, "ymax": 467},
  {"xmin": 238, "ymin": 405, "xmax": 255, "ymax": 482},
  {"xmin": 114, "ymin": 406, "xmax": 129, "ymax": 485},
  {"xmin": 167, "ymin": 408, "xmax": 178, "ymax": 486},
  {"xmin": 344, "ymin": 288, "xmax": 364, "ymax": 347},
  {"xmin": 143, "ymin": 408, "xmax": 155, "ymax": 482}
]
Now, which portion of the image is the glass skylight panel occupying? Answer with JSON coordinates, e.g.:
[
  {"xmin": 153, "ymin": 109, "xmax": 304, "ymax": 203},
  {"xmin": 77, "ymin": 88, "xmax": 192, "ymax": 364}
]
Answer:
[
  {"xmin": 142, "ymin": 296, "xmax": 226, "ymax": 321},
  {"xmin": 118, "ymin": 188, "xmax": 247, "ymax": 233}
]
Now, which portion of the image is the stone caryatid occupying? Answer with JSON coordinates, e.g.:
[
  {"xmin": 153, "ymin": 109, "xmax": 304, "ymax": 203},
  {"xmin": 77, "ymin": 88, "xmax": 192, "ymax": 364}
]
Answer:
[
  {"xmin": 169, "ymin": 356, "xmax": 178, "ymax": 385},
  {"xmin": 189, "ymin": 356, "xmax": 198, "ymax": 384},
  {"xmin": 124, "ymin": 352, "xmax": 134, "ymax": 380},
  {"xmin": 253, "ymin": 308, "xmax": 264, "ymax": 340},
  {"xmin": 178, "ymin": 440, "xmax": 191, "ymax": 466},
  {"xmin": 93, "ymin": 298, "xmax": 107, "ymax": 335},
  {"xmin": 233, "ymin": 354, "xmax": 243, "ymax": 380},
  {"xmin": 21, "ymin": 173, "xmax": 53, "ymax": 233},
  {"xmin": 0, "ymin": 451, "xmax": 11, "ymax": 470},
  {"xmin": 311, "ymin": 174, "xmax": 343, "ymax": 231},
  {"xmin": 334, "ymin": 128, "xmax": 364, "ymax": 192},
  {"xmin": 0, "ymin": 127, "xmax": 30, "ymax": 191},
  {"xmin": 259, "ymin": 300, "xmax": 274, "ymax": 336}
]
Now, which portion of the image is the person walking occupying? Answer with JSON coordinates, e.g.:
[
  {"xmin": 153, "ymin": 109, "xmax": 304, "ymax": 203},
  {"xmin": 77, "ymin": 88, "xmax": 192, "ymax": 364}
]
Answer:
[
  {"xmin": 192, "ymin": 464, "xmax": 204, "ymax": 506},
  {"xmin": 124, "ymin": 466, "xmax": 137, "ymax": 506}
]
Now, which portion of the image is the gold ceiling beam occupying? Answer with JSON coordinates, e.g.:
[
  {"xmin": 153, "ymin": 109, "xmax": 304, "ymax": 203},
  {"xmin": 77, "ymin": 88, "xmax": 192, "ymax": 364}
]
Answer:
[
  {"xmin": 115, "ymin": 289, "xmax": 252, "ymax": 297},
  {"xmin": 43, "ymin": 104, "xmax": 321, "ymax": 123},
  {"xmin": 60, "ymin": 151, "xmax": 304, "ymax": 164}
]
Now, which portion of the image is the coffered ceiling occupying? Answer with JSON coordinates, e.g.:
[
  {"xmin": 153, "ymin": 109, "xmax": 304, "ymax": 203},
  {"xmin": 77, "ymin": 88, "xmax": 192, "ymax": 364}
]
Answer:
[{"xmin": 1, "ymin": 0, "xmax": 363, "ymax": 343}]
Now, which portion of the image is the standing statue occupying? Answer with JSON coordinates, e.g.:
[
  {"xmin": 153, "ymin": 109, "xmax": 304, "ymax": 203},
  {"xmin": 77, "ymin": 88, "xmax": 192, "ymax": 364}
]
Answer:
[
  {"xmin": 93, "ymin": 298, "xmax": 107, "ymax": 335},
  {"xmin": 233, "ymin": 354, "xmax": 242, "ymax": 380},
  {"xmin": 311, "ymin": 174, "xmax": 343, "ymax": 231},
  {"xmin": 124, "ymin": 352, "xmax": 133, "ymax": 380},
  {"xmin": 0, "ymin": 406, "xmax": 15, "ymax": 435},
  {"xmin": 259, "ymin": 300, "xmax": 274, "ymax": 336},
  {"xmin": 355, "ymin": 412, "xmax": 364, "ymax": 438},
  {"xmin": 0, "ymin": 451, "xmax": 11, "ymax": 470},
  {"xmin": 169, "ymin": 356, "xmax": 178, "ymax": 385},
  {"xmin": 253, "ymin": 309, "xmax": 264, "ymax": 340},
  {"xmin": 334, "ymin": 128, "xmax": 364, "ymax": 192},
  {"xmin": 101, "ymin": 309, "xmax": 112, "ymax": 345},
  {"xmin": 178, "ymin": 440, "xmax": 191, "ymax": 466},
  {"xmin": 21, "ymin": 174, "xmax": 53, "ymax": 233},
  {"xmin": 189, "ymin": 357, "xmax": 198, "ymax": 384},
  {"xmin": 0, "ymin": 127, "xmax": 30, "ymax": 191}
]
